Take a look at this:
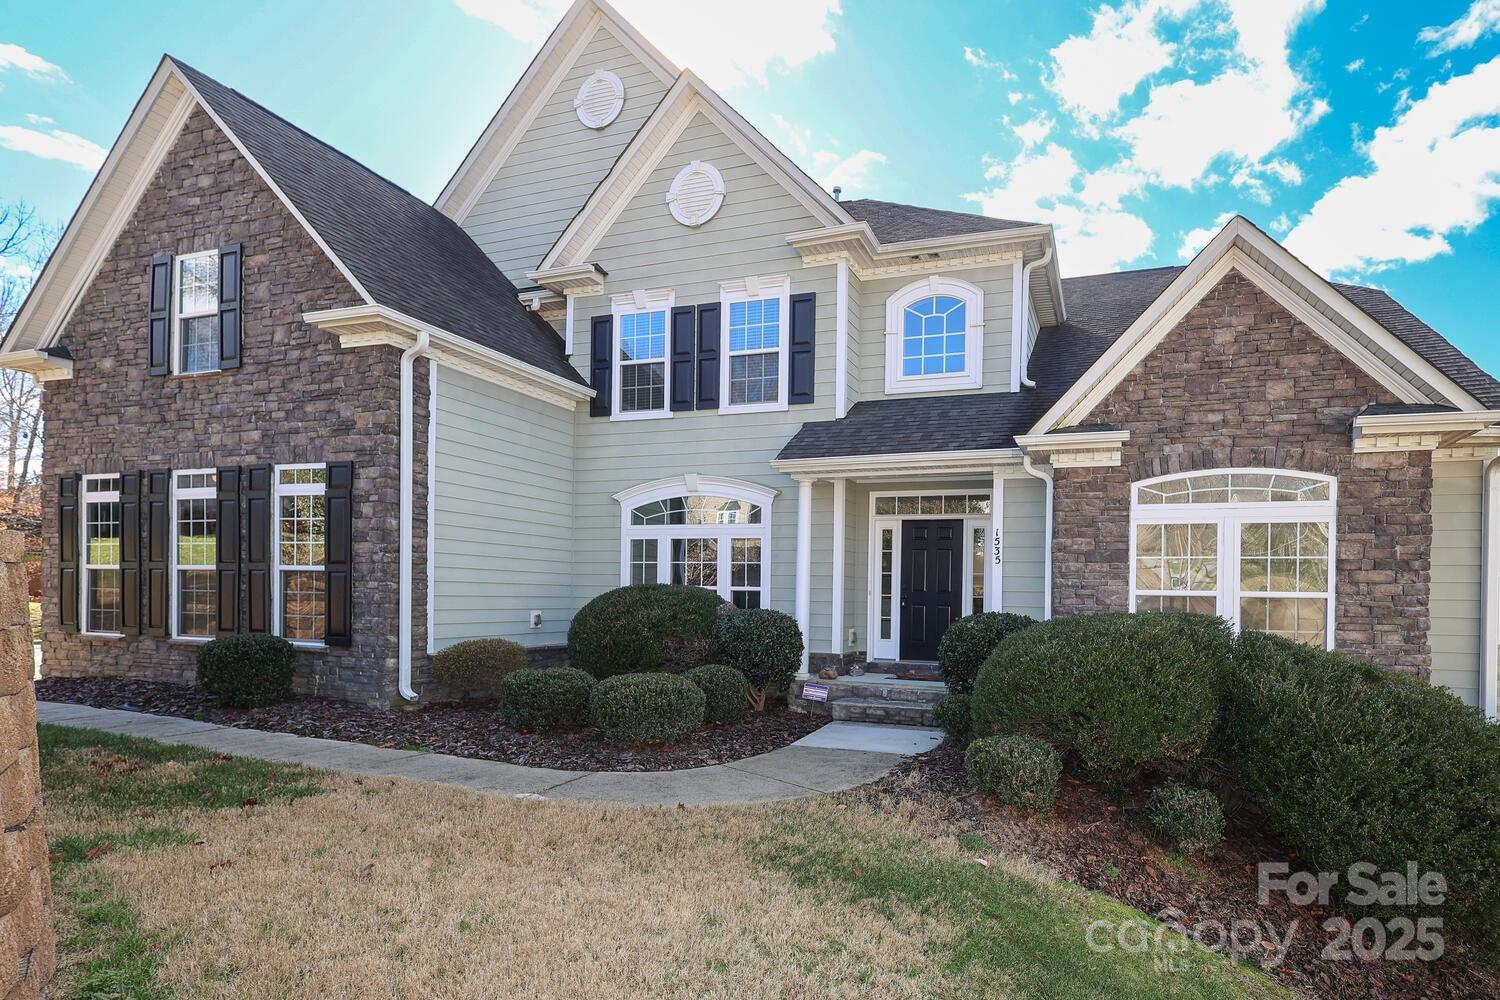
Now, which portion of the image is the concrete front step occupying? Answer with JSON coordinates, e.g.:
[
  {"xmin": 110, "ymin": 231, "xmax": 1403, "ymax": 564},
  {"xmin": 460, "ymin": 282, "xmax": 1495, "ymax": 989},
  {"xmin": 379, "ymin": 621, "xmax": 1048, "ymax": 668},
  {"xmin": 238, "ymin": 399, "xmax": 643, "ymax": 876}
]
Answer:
[{"xmin": 829, "ymin": 698, "xmax": 937, "ymax": 726}]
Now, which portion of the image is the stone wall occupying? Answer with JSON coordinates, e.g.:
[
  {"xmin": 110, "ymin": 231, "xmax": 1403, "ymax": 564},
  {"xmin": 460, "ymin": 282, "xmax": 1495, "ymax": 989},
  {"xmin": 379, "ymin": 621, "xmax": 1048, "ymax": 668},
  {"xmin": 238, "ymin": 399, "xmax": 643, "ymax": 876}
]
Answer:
[
  {"xmin": 1052, "ymin": 269, "xmax": 1433, "ymax": 675},
  {"xmin": 0, "ymin": 531, "xmax": 55, "ymax": 999},
  {"xmin": 40, "ymin": 106, "xmax": 425, "ymax": 704}
]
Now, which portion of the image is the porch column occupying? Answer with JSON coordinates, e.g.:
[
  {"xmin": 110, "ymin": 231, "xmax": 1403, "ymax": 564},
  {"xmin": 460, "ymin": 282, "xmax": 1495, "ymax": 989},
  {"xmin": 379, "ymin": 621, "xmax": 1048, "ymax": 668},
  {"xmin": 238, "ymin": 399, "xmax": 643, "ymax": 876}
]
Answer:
[
  {"xmin": 830, "ymin": 478, "xmax": 846, "ymax": 658},
  {"xmin": 795, "ymin": 477, "xmax": 814, "ymax": 677},
  {"xmin": 990, "ymin": 470, "xmax": 1005, "ymax": 613}
]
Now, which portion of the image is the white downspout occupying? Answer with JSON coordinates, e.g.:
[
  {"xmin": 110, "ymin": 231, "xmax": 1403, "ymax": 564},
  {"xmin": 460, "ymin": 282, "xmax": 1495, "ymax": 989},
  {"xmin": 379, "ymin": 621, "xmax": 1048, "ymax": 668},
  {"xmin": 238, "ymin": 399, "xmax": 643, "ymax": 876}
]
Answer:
[
  {"xmin": 398, "ymin": 331, "xmax": 431, "ymax": 702},
  {"xmin": 1021, "ymin": 454, "xmax": 1053, "ymax": 620},
  {"xmin": 1017, "ymin": 246, "xmax": 1053, "ymax": 389},
  {"xmin": 1481, "ymin": 456, "xmax": 1500, "ymax": 720}
]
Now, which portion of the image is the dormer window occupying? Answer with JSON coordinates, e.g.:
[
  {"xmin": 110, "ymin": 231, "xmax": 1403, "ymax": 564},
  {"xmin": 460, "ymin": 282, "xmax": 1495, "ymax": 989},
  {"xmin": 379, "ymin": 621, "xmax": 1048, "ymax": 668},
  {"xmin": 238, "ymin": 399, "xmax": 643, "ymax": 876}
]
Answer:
[{"xmin": 884, "ymin": 276, "xmax": 984, "ymax": 394}]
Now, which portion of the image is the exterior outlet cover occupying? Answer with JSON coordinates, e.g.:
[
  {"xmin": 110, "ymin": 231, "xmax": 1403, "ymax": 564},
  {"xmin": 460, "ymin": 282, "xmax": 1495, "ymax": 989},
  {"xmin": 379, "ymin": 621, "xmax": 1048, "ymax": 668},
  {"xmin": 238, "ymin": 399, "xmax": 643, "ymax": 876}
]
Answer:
[{"xmin": 530, "ymin": 611, "xmax": 542, "ymax": 629}]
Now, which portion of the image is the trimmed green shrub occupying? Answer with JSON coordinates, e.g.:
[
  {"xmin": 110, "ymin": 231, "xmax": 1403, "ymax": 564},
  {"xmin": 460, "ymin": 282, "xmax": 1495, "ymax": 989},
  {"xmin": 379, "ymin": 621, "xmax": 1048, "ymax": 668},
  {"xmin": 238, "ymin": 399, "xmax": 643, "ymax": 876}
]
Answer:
[
  {"xmin": 938, "ymin": 612, "xmax": 1038, "ymax": 695},
  {"xmin": 933, "ymin": 693, "xmax": 973, "ymax": 749},
  {"xmin": 1145, "ymin": 783, "xmax": 1225, "ymax": 854},
  {"xmin": 591, "ymin": 672, "xmax": 706, "ymax": 745},
  {"xmin": 567, "ymin": 585, "xmax": 725, "ymax": 679},
  {"xmin": 711, "ymin": 608, "xmax": 803, "ymax": 711},
  {"xmin": 429, "ymin": 638, "xmax": 528, "ymax": 695},
  {"xmin": 965, "ymin": 735, "xmax": 1061, "ymax": 812},
  {"xmin": 497, "ymin": 667, "xmax": 595, "ymax": 732},
  {"xmin": 1225, "ymin": 630, "xmax": 1500, "ymax": 948},
  {"xmin": 197, "ymin": 633, "xmax": 296, "ymax": 708},
  {"xmin": 971, "ymin": 612, "xmax": 1232, "ymax": 780},
  {"xmin": 684, "ymin": 664, "xmax": 749, "ymax": 725}
]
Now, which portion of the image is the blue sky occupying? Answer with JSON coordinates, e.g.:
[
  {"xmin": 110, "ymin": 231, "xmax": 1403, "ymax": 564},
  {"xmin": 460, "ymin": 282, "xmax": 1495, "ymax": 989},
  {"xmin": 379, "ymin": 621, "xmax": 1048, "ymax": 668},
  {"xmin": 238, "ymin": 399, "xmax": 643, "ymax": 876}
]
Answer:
[{"xmin": 3, "ymin": 0, "xmax": 1499, "ymax": 370}]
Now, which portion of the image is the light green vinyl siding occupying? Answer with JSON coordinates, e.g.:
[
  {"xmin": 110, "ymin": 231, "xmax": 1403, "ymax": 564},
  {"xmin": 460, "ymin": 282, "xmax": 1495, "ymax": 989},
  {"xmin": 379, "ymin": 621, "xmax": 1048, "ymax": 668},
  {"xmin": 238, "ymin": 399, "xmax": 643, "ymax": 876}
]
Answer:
[
  {"xmin": 1000, "ymin": 475, "xmax": 1046, "ymax": 619},
  {"xmin": 431, "ymin": 364, "xmax": 576, "ymax": 649},
  {"xmin": 853, "ymin": 265, "xmax": 1015, "ymax": 401},
  {"xmin": 1431, "ymin": 459, "xmax": 1483, "ymax": 707},
  {"xmin": 461, "ymin": 23, "xmax": 669, "ymax": 283},
  {"xmin": 844, "ymin": 270, "xmax": 863, "ymax": 410}
]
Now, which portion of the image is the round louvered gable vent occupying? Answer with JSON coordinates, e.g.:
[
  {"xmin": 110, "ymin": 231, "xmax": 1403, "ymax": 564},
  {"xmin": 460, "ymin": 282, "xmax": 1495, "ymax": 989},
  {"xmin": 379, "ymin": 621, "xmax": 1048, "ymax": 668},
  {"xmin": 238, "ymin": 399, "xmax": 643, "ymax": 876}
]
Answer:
[
  {"xmin": 666, "ymin": 160, "xmax": 725, "ymax": 227},
  {"xmin": 575, "ymin": 70, "xmax": 624, "ymax": 129}
]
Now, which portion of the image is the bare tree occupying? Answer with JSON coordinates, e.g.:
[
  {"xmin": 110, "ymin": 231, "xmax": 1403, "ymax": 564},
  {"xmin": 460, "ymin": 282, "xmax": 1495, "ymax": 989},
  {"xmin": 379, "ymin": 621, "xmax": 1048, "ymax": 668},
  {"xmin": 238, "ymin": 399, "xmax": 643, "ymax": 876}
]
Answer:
[{"xmin": 0, "ymin": 200, "xmax": 58, "ymax": 515}]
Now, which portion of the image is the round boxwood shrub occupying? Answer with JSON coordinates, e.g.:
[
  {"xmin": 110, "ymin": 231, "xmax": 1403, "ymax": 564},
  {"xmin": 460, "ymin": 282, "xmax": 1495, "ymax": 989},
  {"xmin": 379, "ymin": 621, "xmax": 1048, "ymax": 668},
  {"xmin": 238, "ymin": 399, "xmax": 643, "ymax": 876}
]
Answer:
[
  {"xmin": 591, "ymin": 672, "xmax": 706, "ymax": 745},
  {"xmin": 971, "ymin": 612, "xmax": 1232, "ymax": 781},
  {"xmin": 965, "ymin": 734, "xmax": 1061, "ymax": 812},
  {"xmin": 1225, "ymin": 630, "xmax": 1500, "ymax": 949},
  {"xmin": 497, "ymin": 667, "xmax": 595, "ymax": 732},
  {"xmin": 196, "ymin": 633, "xmax": 296, "ymax": 708},
  {"xmin": 1145, "ymin": 782, "xmax": 1225, "ymax": 854},
  {"xmin": 933, "ymin": 693, "xmax": 973, "ymax": 749},
  {"xmin": 429, "ymin": 638, "xmax": 528, "ymax": 695},
  {"xmin": 684, "ymin": 664, "xmax": 749, "ymax": 725},
  {"xmin": 568, "ymin": 585, "xmax": 724, "ymax": 679},
  {"xmin": 712, "ymin": 608, "xmax": 803, "ymax": 711},
  {"xmin": 938, "ymin": 612, "xmax": 1037, "ymax": 695}
]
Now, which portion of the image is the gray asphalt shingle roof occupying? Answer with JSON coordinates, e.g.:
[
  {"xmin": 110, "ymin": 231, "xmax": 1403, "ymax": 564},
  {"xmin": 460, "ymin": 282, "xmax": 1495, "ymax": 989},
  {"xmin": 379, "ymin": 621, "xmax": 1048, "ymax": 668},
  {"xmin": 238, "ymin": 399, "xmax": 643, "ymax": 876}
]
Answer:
[
  {"xmin": 778, "ymin": 265, "xmax": 1500, "ymax": 461},
  {"xmin": 840, "ymin": 198, "xmax": 1039, "ymax": 243},
  {"xmin": 173, "ymin": 59, "xmax": 582, "ymax": 385}
]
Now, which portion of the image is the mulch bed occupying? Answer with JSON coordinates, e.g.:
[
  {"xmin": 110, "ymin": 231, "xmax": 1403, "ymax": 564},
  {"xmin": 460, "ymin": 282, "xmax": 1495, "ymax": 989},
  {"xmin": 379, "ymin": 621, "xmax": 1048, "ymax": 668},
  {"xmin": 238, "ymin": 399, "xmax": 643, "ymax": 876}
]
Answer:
[
  {"xmin": 34, "ymin": 676, "xmax": 824, "ymax": 772},
  {"xmin": 865, "ymin": 746, "xmax": 1500, "ymax": 1000}
]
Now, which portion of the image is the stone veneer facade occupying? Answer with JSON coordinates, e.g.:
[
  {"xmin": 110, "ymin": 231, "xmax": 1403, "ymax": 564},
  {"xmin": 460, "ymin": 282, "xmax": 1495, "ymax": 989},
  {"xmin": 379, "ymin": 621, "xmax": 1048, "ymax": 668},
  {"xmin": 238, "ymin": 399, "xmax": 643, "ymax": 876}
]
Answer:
[
  {"xmin": 1052, "ymin": 269, "xmax": 1433, "ymax": 676},
  {"xmin": 40, "ymin": 108, "xmax": 431, "ymax": 705}
]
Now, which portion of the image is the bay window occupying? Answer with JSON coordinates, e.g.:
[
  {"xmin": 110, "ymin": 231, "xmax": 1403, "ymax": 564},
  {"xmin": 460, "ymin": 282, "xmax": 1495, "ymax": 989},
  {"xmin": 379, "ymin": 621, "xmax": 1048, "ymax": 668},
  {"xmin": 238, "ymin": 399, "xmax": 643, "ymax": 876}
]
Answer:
[
  {"xmin": 275, "ymin": 464, "xmax": 327, "ymax": 643},
  {"xmin": 82, "ymin": 475, "xmax": 123, "ymax": 634}
]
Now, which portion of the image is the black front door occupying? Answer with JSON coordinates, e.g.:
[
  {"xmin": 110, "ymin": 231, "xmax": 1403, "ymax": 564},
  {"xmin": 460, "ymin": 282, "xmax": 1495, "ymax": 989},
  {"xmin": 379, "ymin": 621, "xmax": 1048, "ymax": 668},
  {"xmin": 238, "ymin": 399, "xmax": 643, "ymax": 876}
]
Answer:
[{"xmin": 900, "ymin": 519, "xmax": 963, "ymax": 661}]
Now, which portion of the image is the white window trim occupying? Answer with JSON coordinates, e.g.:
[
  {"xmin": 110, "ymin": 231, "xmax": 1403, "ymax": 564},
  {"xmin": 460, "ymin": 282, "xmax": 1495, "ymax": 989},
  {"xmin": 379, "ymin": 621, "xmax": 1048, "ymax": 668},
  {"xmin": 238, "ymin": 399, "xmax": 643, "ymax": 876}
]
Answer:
[
  {"xmin": 610, "ymin": 288, "xmax": 674, "ymax": 422},
  {"xmin": 864, "ymin": 489, "xmax": 996, "ymax": 663},
  {"xmin": 171, "ymin": 248, "xmax": 220, "ymax": 376},
  {"xmin": 81, "ymin": 474, "xmax": 124, "ymax": 638},
  {"xmin": 615, "ymin": 475, "xmax": 777, "ymax": 608},
  {"xmin": 1128, "ymin": 468, "xmax": 1337, "ymax": 650},
  {"xmin": 574, "ymin": 68, "xmax": 625, "ymax": 129},
  {"xmin": 719, "ymin": 274, "xmax": 790, "ymax": 415},
  {"xmin": 884, "ymin": 275, "xmax": 984, "ymax": 394},
  {"xmin": 272, "ymin": 462, "xmax": 328, "ymax": 649},
  {"xmin": 170, "ymin": 468, "xmax": 218, "ymax": 641},
  {"xmin": 666, "ymin": 160, "xmax": 726, "ymax": 227}
]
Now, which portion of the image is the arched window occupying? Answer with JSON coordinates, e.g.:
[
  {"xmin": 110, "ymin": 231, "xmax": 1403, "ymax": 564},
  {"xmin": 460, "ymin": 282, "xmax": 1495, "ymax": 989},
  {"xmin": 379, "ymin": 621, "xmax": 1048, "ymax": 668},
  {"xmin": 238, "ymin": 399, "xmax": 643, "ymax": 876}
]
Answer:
[
  {"xmin": 615, "ymin": 476, "xmax": 777, "ymax": 608},
  {"xmin": 1130, "ymin": 469, "xmax": 1336, "ymax": 648},
  {"xmin": 884, "ymin": 276, "xmax": 984, "ymax": 393}
]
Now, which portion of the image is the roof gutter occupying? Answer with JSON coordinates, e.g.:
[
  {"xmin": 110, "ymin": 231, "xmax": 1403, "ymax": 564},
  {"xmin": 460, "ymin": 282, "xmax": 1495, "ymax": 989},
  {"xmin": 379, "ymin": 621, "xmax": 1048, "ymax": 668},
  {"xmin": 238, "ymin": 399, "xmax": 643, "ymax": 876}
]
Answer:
[
  {"xmin": 397, "ymin": 331, "xmax": 430, "ymax": 703},
  {"xmin": 1017, "ymin": 244, "xmax": 1053, "ymax": 389}
]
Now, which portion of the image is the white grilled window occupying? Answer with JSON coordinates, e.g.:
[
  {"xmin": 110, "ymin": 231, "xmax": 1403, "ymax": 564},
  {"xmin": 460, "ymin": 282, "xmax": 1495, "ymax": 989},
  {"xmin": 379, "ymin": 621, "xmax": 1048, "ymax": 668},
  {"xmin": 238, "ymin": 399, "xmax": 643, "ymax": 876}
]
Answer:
[
  {"xmin": 274, "ymin": 464, "xmax": 328, "ymax": 644},
  {"xmin": 174, "ymin": 249, "xmax": 219, "ymax": 374},
  {"xmin": 81, "ymin": 475, "xmax": 123, "ymax": 635},
  {"xmin": 574, "ymin": 69, "xmax": 624, "ymax": 128},
  {"xmin": 666, "ymin": 160, "xmax": 725, "ymax": 227},
  {"xmin": 172, "ymin": 469, "xmax": 218, "ymax": 638}
]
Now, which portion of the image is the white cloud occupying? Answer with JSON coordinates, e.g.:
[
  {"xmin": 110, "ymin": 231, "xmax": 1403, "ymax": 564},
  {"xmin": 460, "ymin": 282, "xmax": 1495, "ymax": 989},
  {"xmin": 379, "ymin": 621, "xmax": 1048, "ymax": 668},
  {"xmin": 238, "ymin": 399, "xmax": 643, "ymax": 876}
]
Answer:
[
  {"xmin": 1270, "ymin": 212, "xmax": 1292, "ymax": 233},
  {"xmin": 1178, "ymin": 211, "xmax": 1237, "ymax": 259},
  {"xmin": 1344, "ymin": 58, "xmax": 1364, "ymax": 72},
  {"xmin": 0, "ymin": 124, "xmax": 105, "ymax": 170},
  {"xmin": 1010, "ymin": 113, "xmax": 1055, "ymax": 148},
  {"xmin": 1230, "ymin": 157, "xmax": 1303, "ymax": 201},
  {"xmin": 454, "ymin": 0, "xmax": 842, "ymax": 90},
  {"xmin": 963, "ymin": 47, "xmax": 1016, "ymax": 80},
  {"xmin": 1419, "ymin": 0, "xmax": 1500, "ymax": 54},
  {"xmin": 1045, "ymin": 0, "xmax": 1200, "ymax": 123},
  {"xmin": 812, "ymin": 149, "xmax": 886, "ymax": 196},
  {"xmin": 1284, "ymin": 54, "xmax": 1500, "ymax": 274},
  {"xmin": 0, "ymin": 255, "xmax": 34, "ymax": 280},
  {"xmin": 22, "ymin": 112, "xmax": 51, "ymax": 125},
  {"xmin": 1007, "ymin": 91, "xmax": 1025, "ymax": 106},
  {"xmin": 770, "ymin": 113, "xmax": 813, "ymax": 159},
  {"xmin": 0, "ymin": 43, "xmax": 66, "ymax": 81}
]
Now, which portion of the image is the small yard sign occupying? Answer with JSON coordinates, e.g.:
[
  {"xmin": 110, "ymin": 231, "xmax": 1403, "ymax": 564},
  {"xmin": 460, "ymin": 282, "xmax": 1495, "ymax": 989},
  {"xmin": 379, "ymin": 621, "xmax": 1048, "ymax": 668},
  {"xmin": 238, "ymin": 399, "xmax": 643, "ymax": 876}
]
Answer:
[{"xmin": 802, "ymin": 683, "xmax": 829, "ymax": 703}]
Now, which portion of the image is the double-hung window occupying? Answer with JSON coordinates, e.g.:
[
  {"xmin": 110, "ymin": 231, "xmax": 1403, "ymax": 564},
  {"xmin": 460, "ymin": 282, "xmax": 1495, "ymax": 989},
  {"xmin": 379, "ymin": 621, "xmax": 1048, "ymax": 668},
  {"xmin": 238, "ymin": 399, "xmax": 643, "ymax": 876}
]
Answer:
[
  {"xmin": 619, "ymin": 478, "xmax": 775, "ymax": 609},
  {"xmin": 720, "ymin": 276, "xmax": 789, "ymax": 412},
  {"xmin": 81, "ymin": 475, "xmax": 123, "ymax": 634},
  {"xmin": 174, "ymin": 250, "xmax": 220, "ymax": 375},
  {"xmin": 884, "ymin": 276, "xmax": 984, "ymax": 393},
  {"xmin": 274, "ymin": 465, "xmax": 327, "ymax": 644},
  {"xmin": 172, "ymin": 470, "xmax": 218, "ymax": 638},
  {"xmin": 612, "ymin": 290, "xmax": 672, "ymax": 418},
  {"xmin": 1130, "ymin": 469, "xmax": 1336, "ymax": 648}
]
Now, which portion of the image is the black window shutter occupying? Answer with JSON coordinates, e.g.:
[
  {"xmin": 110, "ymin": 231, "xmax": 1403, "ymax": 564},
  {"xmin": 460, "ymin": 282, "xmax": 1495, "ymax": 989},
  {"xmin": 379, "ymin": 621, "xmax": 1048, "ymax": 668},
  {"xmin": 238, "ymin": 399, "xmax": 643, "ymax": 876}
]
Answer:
[
  {"xmin": 245, "ymin": 465, "xmax": 272, "ymax": 633},
  {"xmin": 589, "ymin": 316, "xmax": 612, "ymax": 417},
  {"xmin": 148, "ymin": 253, "xmax": 172, "ymax": 375},
  {"xmin": 215, "ymin": 467, "xmax": 241, "ymax": 635},
  {"xmin": 218, "ymin": 243, "xmax": 242, "ymax": 370},
  {"xmin": 58, "ymin": 474, "xmax": 79, "ymax": 632},
  {"xmin": 789, "ymin": 292, "xmax": 816, "ymax": 404},
  {"xmin": 142, "ymin": 470, "xmax": 170, "ymax": 637},
  {"xmin": 324, "ymin": 461, "xmax": 354, "ymax": 648},
  {"xmin": 119, "ymin": 471, "xmax": 141, "ymax": 634},
  {"xmin": 669, "ymin": 305, "xmax": 696, "ymax": 411},
  {"xmin": 695, "ymin": 302, "xmax": 720, "ymax": 409}
]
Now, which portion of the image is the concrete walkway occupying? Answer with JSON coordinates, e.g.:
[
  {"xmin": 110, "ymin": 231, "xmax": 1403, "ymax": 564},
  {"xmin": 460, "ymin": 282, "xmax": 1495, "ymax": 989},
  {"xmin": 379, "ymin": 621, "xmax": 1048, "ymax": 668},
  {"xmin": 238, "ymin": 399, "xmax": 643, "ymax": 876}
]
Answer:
[{"xmin": 35, "ymin": 701, "xmax": 940, "ymax": 807}]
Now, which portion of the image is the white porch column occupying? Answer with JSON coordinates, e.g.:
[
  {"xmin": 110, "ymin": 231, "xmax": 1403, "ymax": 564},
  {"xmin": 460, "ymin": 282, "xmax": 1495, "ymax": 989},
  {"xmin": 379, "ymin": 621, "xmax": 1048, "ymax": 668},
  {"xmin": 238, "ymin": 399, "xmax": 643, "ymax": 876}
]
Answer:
[
  {"xmin": 990, "ymin": 470, "xmax": 1005, "ymax": 613},
  {"xmin": 795, "ymin": 477, "xmax": 814, "ymax": 677},
  {"xmin": 830, "ymin": 478, "xmax": 846, "ymax": 657}
]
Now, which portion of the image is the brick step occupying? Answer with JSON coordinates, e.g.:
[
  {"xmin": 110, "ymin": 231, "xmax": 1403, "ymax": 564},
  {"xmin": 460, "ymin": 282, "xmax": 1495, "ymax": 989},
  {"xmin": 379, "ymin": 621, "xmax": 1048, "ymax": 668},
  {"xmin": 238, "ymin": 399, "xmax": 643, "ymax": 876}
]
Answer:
[
  {"xmin": 823, "ymin": 681, "xmax": 947, "ymax": 705},
  {"xmin": 829, "ymin": 699, "xmax": 937, "ymax": 726}
]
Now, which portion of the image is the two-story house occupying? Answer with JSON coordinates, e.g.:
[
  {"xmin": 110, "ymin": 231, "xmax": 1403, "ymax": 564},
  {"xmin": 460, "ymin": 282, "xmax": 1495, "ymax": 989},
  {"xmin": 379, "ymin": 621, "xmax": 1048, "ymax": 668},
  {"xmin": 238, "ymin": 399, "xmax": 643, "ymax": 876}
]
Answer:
[{"xmin": 4, "ymin": 0, "xmax": 1498, "ymax": 718}]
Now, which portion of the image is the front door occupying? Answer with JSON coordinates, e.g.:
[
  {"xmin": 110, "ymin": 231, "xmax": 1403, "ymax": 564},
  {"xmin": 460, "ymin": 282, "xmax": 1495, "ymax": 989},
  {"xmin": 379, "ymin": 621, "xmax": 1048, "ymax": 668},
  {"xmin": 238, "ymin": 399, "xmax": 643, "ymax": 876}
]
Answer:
[{"xmin": 900, "ymin": 519, "xmax": 963, "ymax": 661}]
